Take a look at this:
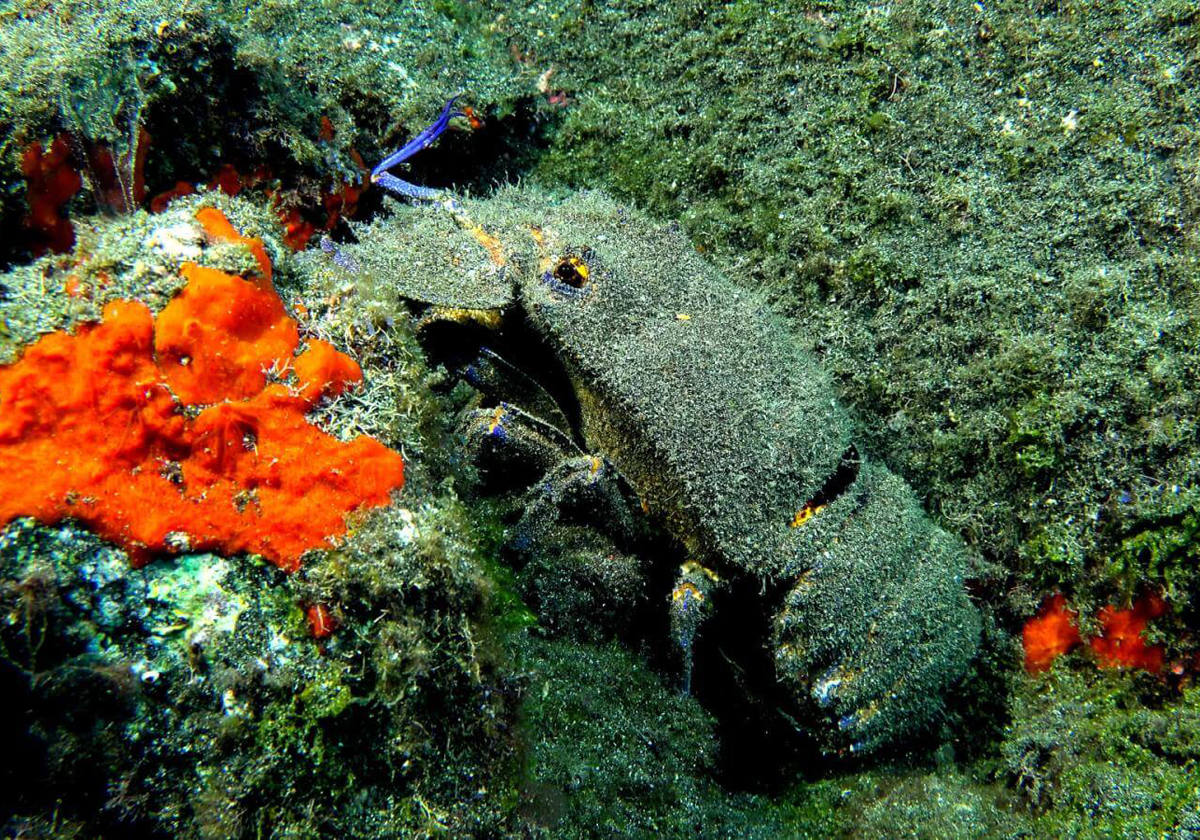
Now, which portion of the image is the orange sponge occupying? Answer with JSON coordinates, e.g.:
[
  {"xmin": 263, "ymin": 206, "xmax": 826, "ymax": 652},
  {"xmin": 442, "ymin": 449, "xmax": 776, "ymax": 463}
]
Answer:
[
  {"xmin": 1023, "ymin": 591, "xmax": 1169, "ymax": 674},
  {"xmin": 155, "ymin": 262, "xmax": 299, "ymax": 405},
  {"xmin": 21, "ymin": 136, "xmax": 82, "ymax": 255},
  {"xmin": 1090, "ymin": 594, "xmax": 1167, "ymax": 673},
  {"xmin": 0, "ymin": 210, "xmax": 404, "ymax": 571},
  {"xmin": 1022, "ymin": 593, "xmax": 1082, "ymax": 673}
]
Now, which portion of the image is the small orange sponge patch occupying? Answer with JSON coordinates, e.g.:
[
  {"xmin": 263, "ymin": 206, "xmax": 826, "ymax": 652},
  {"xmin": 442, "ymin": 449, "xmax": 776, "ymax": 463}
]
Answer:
[
  {"xmin": 0, "ymin": 210, "xmax": 404, "ymax": 572},
  {"xmin": 1022, "ymin": 592, "xmax": 1168, "ymax": 674},
  {"xmin": 1090, "ymin": 594, "xmax": 1168, "ymax": 673},
  {"xmin": 1022, "ymin": 593, "xmax": 1082, "ymax": 673}
]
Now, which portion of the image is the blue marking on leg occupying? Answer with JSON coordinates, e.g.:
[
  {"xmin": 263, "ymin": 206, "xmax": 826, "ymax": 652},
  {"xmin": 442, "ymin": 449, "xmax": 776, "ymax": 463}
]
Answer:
[{"xmin": 371, "ymin": 97, "xmax": 466, "ymax": 200}]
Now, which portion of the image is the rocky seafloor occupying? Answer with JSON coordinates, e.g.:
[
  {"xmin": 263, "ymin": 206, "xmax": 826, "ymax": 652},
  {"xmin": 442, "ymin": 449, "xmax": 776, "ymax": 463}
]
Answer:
[{"xmin": 1, "ymin": 1, "xmax": 1199, "ymax": 837}]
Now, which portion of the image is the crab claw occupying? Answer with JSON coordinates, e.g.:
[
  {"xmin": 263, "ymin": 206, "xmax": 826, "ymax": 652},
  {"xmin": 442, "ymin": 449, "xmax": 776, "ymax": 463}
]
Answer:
[{"xmin": 772, "ymin": 461, "xmax": 980, "ymax": 754}]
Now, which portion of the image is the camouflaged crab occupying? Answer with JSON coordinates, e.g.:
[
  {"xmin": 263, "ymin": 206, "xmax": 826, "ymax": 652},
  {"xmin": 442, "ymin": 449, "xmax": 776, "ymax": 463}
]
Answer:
[
  {"xmin": 331, "ymin": 182, "xmax": 980, "ymax": 756},
  {"xmin": 341, "ymin": 108, "xmax": 980, "ymax": 755}
]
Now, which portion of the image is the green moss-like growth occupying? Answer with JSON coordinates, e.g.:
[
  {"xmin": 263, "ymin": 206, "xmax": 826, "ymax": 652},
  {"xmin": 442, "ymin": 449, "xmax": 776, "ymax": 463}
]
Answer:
[
  {"xmin": 484, "ymin": 0, "xmax": 1200, "ymax": 617},
  {"xmin": 221, "ymin": 0, "xmax": 520, "ymax": 172},
  {"xmin": 514, "ymin": 636, "xmax": 838, "ymax": 839},
  {"xmin": 0, "ymin": 1, "xmax": 217, "ymax": 156},
  {"xmin": 0, "ymin": 189, "xmax": 519, "ymax": 837},
  {"xmin": 1001, "ymin": 669, "xmax": 1200, "ymax": 837},
  {"xmin": 1104, "ymin": 486, "xmax": 1200, "ymax": 612},
  {"xmin": 0, "ymin": 490, "xmax": 517, "ymax": 838},
  {"xmin": 839, "ymin": 769, "xmax": 1023, "ymax": 840},
  {"xmin": 1, "ymin": 0, "xmax": 537, "ymax": 267}
]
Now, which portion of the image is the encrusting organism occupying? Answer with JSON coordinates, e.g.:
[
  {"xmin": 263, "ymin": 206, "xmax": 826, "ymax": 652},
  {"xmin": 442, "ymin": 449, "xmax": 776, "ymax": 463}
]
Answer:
[
  {"xmin": 0, "ymin": 208, "xmax": 404, "ymax": 571},
  {"xmin": 1022, "ymin": 592, "xmax": 1168, "ymax": 673}
]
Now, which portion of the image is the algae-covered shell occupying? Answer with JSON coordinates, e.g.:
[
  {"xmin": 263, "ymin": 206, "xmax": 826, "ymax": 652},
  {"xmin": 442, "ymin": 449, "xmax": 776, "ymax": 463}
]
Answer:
[{"xmin": 350, "ymin": 186, "xmax": 981, "ymax": 753}]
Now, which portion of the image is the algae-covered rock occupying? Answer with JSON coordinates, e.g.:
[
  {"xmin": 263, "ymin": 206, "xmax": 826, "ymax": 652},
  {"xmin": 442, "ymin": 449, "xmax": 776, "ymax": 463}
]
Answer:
[
  {"xmin": 488, "ymin": 0, "xmax": 1200, "ymax": 617},
  {"xmin": 1001, "ymin": 669, "xmax": 1200, "ymax": 837},
  {"xmin": 514, "ymin": 636, "xmax": 836, "ymax": 839},
  {"xmin": 0, "ymin": 197, "xmax": 515, "ymax": 838},
  {"xmin": 0, "ymin": 496, "xmax": 514, "ymax": 839}
]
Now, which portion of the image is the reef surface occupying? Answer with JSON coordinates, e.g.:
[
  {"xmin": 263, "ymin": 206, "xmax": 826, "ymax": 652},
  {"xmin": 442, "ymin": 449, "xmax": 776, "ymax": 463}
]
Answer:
[{"xmin": 1, "ymin": 1, "xmax": 1199, "ymax": 837}]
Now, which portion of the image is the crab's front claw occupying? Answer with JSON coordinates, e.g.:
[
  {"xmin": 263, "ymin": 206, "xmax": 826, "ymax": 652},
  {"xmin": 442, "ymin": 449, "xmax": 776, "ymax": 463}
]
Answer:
[
  {"xmin": 518, "ymin": 525, "xmax": 647, "ymax": 642},
  {"xmin": 459, "ymin": 402, "xmax": 578, "ymax": 490},
  {"xmin": 772, "ymin": 461, "xmax": 980, "ymax": 755},
  {"xmin": 511, "ymin": 454, "xmax": 639, "ymax": 552}
]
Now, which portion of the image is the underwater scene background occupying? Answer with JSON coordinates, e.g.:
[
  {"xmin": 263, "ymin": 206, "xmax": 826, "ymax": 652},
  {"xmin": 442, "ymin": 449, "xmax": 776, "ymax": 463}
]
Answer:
[{"xmin": 0, "ymin": 0, "xmax": 1198, "ymax": 837}]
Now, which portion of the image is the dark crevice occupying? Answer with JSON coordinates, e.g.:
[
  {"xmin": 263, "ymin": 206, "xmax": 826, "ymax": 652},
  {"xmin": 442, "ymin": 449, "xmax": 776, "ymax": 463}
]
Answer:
[
  {"xmin": 689, "ymin": 572, "xmax": 825, "ymax": 790},
  {"xmin": 806, "ymin": 444, "xmax": 862, "ymax": 512},
  {"xmin": 417, "ymin": 299, "xmax": 587, "ymax": 452},
  {"xmin": 356, "ymin": 96, "xmax": 561, "ymax": 223}
]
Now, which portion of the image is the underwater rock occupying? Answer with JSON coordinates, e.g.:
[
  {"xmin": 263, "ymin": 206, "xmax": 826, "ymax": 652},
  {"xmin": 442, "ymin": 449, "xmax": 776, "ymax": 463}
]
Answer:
[{"xmin": 0, "ymin": 208, "xmax": 404, "ymax": 571}]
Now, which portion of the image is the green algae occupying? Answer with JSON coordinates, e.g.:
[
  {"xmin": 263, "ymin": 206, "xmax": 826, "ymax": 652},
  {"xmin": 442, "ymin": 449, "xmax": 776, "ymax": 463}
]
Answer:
[
  {"xmin": 1001, "ymin": 670, "xmax": 1200, "ymax": 837},
  {"xmin": 0, "ymin": 1, "xmax": 210, "ymax": 160},
  {"xmin": 500, "ymin": 0, "xmax": 1200, "ymax": 612},
  {"xmin": 2, "ymin": 0, "xmax": 1200, "ymax": 836},
  {"xmin": 514, "ymin": 636, "xmax": 840, "ymax": 839},
  {"xmin": 0, "ymin": 489, "xmax": 518, "ymax": 838}
]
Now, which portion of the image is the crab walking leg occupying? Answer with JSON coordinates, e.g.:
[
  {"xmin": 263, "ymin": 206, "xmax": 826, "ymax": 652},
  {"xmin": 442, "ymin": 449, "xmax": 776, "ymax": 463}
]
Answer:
[
  {"xmin": 669, "ymin": 561, "xmax": 719, "ymax": 696},
  {"xmin": 371, "ymin": 96, "xmax": 467, "ymax": 200}
]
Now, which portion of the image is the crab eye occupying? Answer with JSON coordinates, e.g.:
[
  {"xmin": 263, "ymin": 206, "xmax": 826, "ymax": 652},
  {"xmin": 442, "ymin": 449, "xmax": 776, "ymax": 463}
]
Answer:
[
  {"xmin": 554, "ymin": 256, "xmax": 589, "ymax": 288},
  {"xmin": 542, "ymin": 251, "xmax": 594, "ymax": 298}
]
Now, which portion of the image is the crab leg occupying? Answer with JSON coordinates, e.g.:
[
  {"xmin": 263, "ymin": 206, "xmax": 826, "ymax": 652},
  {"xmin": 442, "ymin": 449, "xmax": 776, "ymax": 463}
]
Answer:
[{"xmin": 371, "ymin": 96, "xmax": 466, "ymax": 200}]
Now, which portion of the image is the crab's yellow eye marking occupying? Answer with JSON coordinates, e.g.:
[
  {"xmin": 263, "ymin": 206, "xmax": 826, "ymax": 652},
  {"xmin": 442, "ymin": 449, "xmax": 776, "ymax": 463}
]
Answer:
[
  {"xmin": 553, "ymin": 255, "xmax": 590, "ymax": 289},
  {"xmin": 790, "ymin": 502, "xmax": 825, "ymax": 528}
]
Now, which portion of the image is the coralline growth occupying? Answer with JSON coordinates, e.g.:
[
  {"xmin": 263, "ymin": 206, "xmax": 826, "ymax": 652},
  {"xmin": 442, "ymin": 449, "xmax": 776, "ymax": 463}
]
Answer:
[
  {"xmin": 20, "ymin": 135, "xmax": 82, "ymax": 254},
  {"xmin": 1022, "ymin": 594, "xmax": 1083, "ymax": 673},
  {"xmin": 0, "ymin": 207, "xmax": 404, "ymax": 571}
]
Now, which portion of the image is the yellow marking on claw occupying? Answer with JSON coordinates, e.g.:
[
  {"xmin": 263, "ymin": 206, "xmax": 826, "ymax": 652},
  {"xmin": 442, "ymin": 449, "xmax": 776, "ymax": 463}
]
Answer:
[
  {"xmin": 486, "ymin": 406, "xmax": 506, "ymax": 434},
  {"xmin": 465, "ymin": 223, "xmax": 506, "ymax": 266},
  {"xmin": 672, "ymin": 581, "xmax": 704, "ymax": 603},
  {"xmin": 680, "ymin": 559, "xmax": 720, "ymax": 582},
  {"xmin": 426, "ymin": 306, "xmax": 503, "ymax": 330},
  {"xmin": 790, "ymin": 502, "xmax": 825, "ymax": 528}
]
